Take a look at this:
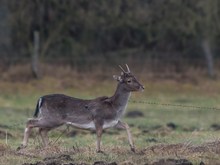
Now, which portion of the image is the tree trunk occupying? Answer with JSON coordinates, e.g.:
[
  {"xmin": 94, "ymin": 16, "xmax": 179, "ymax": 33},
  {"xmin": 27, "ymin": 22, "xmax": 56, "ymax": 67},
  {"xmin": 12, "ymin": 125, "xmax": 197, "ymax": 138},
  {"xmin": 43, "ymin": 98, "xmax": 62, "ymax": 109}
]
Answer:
[
  {"xmin": 202, "ymin": 39, "xmax": 215, "ymax": 78},
  {"xmin": 0, "ymin": 1, "xmax": 11, "ymax": 61},
  {"xmin": 31, "ymin": 31, "xmax": 40, "ymax": 79}
]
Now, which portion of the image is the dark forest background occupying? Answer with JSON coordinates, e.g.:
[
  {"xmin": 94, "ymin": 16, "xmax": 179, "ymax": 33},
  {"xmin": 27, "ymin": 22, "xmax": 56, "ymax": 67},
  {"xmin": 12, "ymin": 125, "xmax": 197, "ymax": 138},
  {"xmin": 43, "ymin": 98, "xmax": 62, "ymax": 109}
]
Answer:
[{"xmin": 0, "ymin": 0, "xmax": 220, "ymax": 78}]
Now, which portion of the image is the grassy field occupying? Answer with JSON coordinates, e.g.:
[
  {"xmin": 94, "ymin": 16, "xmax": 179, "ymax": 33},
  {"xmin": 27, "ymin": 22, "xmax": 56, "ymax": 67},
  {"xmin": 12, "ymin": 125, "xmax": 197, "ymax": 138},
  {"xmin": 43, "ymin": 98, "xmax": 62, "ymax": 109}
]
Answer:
[{"xmin": 1, "ymin": 69, "xmax": 220, "ymax": 165}]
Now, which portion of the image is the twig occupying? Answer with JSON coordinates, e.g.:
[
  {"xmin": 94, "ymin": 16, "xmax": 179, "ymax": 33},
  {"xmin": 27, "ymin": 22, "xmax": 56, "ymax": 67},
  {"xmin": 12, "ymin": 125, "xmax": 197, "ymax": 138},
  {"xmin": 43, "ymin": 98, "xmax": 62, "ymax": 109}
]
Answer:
[
  {"xmin": 50, "ymin": 126, "xmax": 69, "ymax": 146},
  {"xmin": 5, "ymin": 130, "xmax": 8, "ymax": 145}
]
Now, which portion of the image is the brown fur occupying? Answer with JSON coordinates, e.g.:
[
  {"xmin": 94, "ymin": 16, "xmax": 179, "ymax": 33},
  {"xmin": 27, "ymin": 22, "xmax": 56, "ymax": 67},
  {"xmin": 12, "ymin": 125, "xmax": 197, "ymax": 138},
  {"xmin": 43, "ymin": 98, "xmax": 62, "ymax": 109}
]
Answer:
[{"xmin": 19, "ymin": 65, "xmax": 144, "ymax": 152}]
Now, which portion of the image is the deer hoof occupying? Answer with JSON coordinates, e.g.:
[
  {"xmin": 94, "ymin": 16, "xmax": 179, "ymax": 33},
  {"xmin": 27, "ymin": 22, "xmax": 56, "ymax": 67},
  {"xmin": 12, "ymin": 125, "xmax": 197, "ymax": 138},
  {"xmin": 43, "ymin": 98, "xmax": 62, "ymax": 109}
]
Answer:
[
  {"xmin": 96, "ymin": 150, "xmax": 105, "ymax": 154},
  {"xmin": 17, "ymin": 144, "xmax": 27, "ymax": 151},
  {"xmin": 131, "ymin": 147, "xmax": 136, "ymax": 153}
]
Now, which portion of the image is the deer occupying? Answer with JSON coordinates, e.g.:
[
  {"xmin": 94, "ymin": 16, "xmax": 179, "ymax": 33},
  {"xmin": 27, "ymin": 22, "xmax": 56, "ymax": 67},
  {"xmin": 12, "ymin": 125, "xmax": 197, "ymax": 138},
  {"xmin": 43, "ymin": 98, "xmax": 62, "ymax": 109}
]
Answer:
[{"xmin": 18, "ymin": 64, "xmax": 144, "ymax": 153}]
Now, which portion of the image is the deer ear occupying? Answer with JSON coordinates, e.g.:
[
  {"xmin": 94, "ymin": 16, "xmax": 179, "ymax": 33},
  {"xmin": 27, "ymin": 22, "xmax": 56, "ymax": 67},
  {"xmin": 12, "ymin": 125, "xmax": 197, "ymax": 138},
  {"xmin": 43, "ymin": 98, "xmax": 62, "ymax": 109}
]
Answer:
[{"xmin": 113, "ymin": 75, "xmax": 122, "ymax": 82}]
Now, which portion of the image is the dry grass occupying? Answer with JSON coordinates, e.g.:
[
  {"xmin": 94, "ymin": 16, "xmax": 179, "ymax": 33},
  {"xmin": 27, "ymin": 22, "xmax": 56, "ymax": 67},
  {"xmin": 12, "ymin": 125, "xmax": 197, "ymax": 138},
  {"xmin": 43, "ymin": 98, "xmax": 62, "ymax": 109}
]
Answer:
[
  {"xmin": 1, "ymin": 63, "xmax": 220, "ymax": 102},
  {"xmin": 143, "ymin": 141, "xmax": 220, "ymax": 163},
  {"xmin": 1, "ymin": 140, "xmax": 220, "ymax": 164},
  {"xmin": 1, "ymin": 64, "xmax": 220, "ymax": 164}
]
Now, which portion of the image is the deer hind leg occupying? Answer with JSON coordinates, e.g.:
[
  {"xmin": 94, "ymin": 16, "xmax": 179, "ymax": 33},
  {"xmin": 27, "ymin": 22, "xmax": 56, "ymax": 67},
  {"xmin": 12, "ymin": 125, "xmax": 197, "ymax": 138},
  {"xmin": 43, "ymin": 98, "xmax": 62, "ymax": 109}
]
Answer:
[
  {"xmin": 115, "ymin": 121, "xmax": 135, "ymax": 152},
  {"xmin": 21, "ymin": 126, "xmax": 32, "ymax": 148},
  {"xmin": 39, "ymin": 128, "xmax": 50, "ymax": 147},
  {"xmin": 19, "ymin": 118, "xmax": 43, "ymax": 149},
  {"xmin": 17, "ymin": 118, "xmax": 37, "ymax": 149}
]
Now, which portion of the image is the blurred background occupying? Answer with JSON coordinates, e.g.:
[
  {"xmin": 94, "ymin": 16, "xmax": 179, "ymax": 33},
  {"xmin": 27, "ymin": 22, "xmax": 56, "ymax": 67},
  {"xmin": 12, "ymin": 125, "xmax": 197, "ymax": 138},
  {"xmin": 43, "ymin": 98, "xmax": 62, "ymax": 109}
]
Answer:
[
  {"xmin": 0, "ymin": 0, "xmax": 220, "ymax": 80},
  {"xmin": 1, "ymin": 1, "xmax": 220, "ymax": 164}
]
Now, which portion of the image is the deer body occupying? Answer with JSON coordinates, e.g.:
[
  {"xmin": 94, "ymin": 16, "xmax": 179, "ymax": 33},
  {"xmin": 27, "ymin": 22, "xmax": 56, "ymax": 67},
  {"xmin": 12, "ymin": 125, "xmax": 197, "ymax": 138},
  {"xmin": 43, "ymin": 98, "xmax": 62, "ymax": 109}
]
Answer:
[{"xmin": 19, "ymin": 65, "xmax": 144, "ymax": 152}]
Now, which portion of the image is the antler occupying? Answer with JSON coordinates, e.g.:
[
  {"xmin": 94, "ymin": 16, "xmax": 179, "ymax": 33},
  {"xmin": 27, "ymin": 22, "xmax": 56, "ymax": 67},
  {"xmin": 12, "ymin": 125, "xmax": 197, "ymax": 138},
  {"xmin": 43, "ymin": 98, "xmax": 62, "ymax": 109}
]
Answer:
[
  {"xmin": 119, "ymin": 64, "xmax": 131, "ymax": 73},
  {"xmin": 119, "ymin": 65, "xmax": 126, "ymax": 73},
  {"xmin": 125, "ymin": 64, "xmax": 130, "ymax": 73}
]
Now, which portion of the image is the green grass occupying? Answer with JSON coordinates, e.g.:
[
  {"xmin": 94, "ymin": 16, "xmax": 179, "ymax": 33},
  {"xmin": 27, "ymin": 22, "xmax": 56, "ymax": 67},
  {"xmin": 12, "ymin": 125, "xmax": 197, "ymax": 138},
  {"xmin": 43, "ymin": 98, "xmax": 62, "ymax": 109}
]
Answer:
[{"xmin": 1, "ymin": 77, "xmax": 220, "ymax": 164}]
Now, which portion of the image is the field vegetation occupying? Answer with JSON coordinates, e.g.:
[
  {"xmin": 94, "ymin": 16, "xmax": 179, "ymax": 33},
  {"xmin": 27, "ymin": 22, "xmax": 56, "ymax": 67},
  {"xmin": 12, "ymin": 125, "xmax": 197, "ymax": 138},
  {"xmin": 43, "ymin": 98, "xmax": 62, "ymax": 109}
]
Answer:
[
  {"xmin": 0, "ymin": 65, "xmax": 220, "ymax": 164},
  {"xmin": 1, "ymin": 1, "xmax": 220, "ymax": 164}
]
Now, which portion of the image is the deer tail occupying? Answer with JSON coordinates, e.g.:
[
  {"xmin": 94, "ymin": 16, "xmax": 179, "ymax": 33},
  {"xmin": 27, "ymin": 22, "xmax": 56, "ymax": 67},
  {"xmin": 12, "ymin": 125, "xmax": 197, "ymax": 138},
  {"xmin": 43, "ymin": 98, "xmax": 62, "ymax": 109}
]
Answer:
[{"xmin": 33, "ymin": 97, "xmax": 43, "ymax": 118}]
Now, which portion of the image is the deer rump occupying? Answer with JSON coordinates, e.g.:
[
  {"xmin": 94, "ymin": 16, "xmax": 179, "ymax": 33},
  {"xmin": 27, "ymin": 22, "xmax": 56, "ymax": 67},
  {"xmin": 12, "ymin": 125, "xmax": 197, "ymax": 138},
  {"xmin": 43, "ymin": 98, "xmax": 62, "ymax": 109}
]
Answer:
[{"xmin": 33, "ymin": 94, "xmax": 119, "ymax": 130}]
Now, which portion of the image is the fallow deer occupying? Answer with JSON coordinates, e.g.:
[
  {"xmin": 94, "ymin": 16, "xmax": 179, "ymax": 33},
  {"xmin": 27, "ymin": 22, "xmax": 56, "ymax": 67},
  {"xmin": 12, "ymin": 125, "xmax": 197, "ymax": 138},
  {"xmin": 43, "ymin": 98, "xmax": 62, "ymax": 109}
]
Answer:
[{"xmin": 18, "ymin": 64, "xmax": 144, "ymax": 152}]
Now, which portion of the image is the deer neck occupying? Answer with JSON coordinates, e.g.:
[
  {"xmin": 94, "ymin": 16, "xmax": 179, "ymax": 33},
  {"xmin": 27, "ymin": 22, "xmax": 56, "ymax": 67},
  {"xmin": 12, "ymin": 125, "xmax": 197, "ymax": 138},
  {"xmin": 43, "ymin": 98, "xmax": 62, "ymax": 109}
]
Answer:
[{"xmin": 111, "ymin": 83, "xmax": 131, "ymax": 112}]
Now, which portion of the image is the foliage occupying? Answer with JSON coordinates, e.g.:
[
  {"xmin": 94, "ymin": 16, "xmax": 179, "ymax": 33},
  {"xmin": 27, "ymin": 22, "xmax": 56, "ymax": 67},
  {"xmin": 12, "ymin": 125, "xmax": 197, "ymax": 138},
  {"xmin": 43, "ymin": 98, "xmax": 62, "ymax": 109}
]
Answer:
[{"xmin": 3, "ymin": 0, "xmax": 220, "ymax": 66}]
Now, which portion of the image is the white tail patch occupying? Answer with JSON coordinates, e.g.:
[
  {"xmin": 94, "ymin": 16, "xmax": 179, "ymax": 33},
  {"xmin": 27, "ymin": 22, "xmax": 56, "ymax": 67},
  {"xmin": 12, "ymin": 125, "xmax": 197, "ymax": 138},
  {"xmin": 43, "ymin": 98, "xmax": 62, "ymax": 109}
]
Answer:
[
  {"xmin": 38, "ymin": 97, "xmax": 43, "ymax": 115},
  {"xmin": 38, "ymin": 97, "xmax": 43, "ymax": 107}
]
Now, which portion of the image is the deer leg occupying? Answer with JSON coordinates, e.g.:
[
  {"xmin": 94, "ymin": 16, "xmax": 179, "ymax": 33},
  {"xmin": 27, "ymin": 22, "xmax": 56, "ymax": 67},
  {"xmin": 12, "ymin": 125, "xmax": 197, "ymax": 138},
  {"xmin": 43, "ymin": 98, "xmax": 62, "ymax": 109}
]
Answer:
[
  {"xmin": 18, "ymin": 118, "xmax": 45, "ymax": 150},
  {"xmin": 21, "ymin": 126, "xmax": 32, "ymax": 147},
  {"xmin": 96, "ymin": 128, "xmax": 103, "ymax": 153},
  {"xmin": 39, "ymin": 128, "xmax": 50, "ymax": 147},
  {"xmin": 95, "ymin": 121, "xmax": 104, "ymax": 153},
  {"xmin": 115, "ymin": 121, "xmax": 135, "ymax": 152},
  {"xmin": 18, "ymin": 119, "xmax": 39, "ymax": 150}
]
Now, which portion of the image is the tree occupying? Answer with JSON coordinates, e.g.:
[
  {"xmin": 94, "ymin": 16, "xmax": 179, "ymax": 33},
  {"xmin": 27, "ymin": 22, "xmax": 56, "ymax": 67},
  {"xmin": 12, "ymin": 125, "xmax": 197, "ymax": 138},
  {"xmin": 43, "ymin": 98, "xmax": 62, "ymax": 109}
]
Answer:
[
  {"xmin": 3, "ymin": 0, "xmax": 220, "ymax": 76},
  {"xmin": 196, "ymin": 0, "xmax": 220, "ymax": 78}
]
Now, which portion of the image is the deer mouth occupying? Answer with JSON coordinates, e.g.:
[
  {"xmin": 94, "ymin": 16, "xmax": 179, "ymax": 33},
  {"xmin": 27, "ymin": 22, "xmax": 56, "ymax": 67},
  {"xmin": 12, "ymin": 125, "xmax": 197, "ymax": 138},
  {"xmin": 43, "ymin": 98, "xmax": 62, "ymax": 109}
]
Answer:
[{"xmin": 139, "ymin": 85, "xmax": 145, "ymax": 92}]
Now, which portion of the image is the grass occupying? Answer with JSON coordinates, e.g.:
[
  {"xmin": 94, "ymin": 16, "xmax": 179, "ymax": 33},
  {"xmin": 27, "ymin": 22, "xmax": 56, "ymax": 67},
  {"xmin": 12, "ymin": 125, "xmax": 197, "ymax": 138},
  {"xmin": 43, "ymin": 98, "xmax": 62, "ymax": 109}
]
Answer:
[{"xmin": 1, "ymin": 67, "xmax": 220, "ymax": 164}]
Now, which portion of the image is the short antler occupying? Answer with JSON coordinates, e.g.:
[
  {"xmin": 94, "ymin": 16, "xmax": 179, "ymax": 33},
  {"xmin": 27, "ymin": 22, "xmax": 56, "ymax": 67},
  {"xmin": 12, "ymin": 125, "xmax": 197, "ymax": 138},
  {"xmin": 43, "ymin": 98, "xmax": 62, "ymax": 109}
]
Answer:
[
  {"xmin": 125, "ymin": 64, "xmax": 130, "ymax": 73},
  {"xmin": 119, "ymin": 64, "xmax": 130, "ymax": 73},
  {"xmin": 119, "ymin": 65, "xmax": 126, "ymax": 73}
]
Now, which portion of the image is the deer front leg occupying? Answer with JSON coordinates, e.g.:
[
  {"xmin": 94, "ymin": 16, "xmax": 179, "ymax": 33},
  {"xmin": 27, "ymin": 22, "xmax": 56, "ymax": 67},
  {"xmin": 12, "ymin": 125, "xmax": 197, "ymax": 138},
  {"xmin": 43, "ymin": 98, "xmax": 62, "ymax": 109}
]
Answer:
[
  {"xmin": 95, "ymin": 120, "xmax": 104, "ymax": 153},
  {"xmin": 115, "ymin": 121, "xmax": 135, "ymax": 152}
]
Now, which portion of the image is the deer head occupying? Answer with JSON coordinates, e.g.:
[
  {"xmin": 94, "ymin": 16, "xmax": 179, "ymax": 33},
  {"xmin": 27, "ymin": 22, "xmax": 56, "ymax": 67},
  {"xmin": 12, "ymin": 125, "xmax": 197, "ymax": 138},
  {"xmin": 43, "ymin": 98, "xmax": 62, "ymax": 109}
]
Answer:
[{"xmin": 113, "ymin": 64, "xmax": 144, "ymax": 92}]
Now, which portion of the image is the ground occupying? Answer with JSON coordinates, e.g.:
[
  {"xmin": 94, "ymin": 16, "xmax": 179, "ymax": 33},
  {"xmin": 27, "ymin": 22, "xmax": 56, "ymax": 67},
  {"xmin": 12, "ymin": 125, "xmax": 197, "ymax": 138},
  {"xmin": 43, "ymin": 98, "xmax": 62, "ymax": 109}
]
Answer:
[{"xmin": 0, "ymin": 66, "xmax": 220, "ymax": 164}]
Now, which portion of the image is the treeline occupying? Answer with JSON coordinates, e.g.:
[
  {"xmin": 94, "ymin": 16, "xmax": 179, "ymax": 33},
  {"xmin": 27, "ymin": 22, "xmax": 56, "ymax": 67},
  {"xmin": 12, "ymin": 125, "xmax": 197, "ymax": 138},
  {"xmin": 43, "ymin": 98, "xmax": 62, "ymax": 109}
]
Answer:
[{"xmin": 1, "ymin": 0, "xmax": 220, "ymax": 77}]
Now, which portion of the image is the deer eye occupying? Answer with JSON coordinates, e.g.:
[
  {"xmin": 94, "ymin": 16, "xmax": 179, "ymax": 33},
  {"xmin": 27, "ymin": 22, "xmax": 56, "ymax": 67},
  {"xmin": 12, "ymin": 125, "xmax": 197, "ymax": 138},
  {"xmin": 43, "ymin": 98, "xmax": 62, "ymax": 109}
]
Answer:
[{"xmin": 127, "ymin": 80, "xmax": 132, "ymax": 83}]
